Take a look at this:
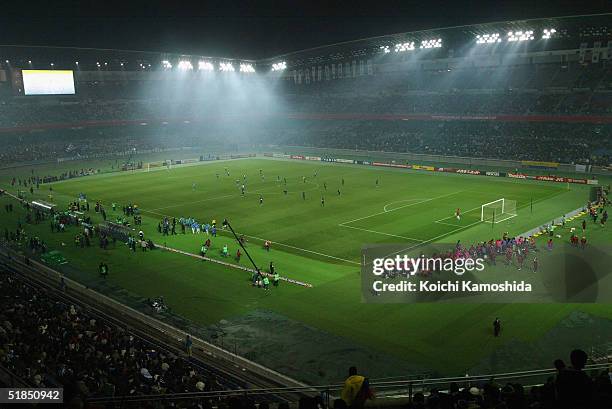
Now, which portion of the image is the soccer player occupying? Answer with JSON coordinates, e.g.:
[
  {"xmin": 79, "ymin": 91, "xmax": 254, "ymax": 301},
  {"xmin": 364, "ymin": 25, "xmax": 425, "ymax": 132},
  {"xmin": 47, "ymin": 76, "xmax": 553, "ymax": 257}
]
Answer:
[
  {"xmin": 375, "ymin": 178, "xmax": 379, "ymax": 187},
  {"xmin": 192, "ymin": 182, "xmax": 196, "ymax": 191},
  {"xmin": 302, "ymin": 191, "xmax": 306, "ymax": 200},
  {"xmin": 324, "ymin": 182, "xmax": 327, "ymax": 190},
  {"xmin": 342, "ymin": 178, "xmax": 345, "ymax": 186},
  {"xmin": 321, "ymin": 196, "xmax": 325, "ymax": 207},
  {"xmin": 241, "ymin": 185, "xmax": 246, "ymax": 196},
  {"xmin": 259, "ymin": 195, "xmax": 263, "ymax": 206},
  {"xmin": 493, "ymin": 318, "xmax": 501, "ymax": 337},
  {"xmin": 338, "ymin": 189, "xmax": 341, "ymax": 196},
  {"xmin": 455, "ymin": 208, "xmax": 461, "ymax": 221},
  {"xmin": 200, "ymin": 244, "xmax": 207, "ymax": 260},
  {"xmin": 532, "ymin": 256, "xmax": 538, "ymax": 273},
  {"xmin": 283, "ymin": 189, "xmax": 288, "ymax": 195},
  {"xmin": 302, "ymin": 176, "xmax": 306, "ymax": 183}
]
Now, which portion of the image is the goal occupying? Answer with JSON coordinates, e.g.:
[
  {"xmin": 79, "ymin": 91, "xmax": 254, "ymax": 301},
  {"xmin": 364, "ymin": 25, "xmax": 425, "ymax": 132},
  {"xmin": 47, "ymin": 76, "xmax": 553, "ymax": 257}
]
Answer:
[{"xmin": 481, "ymin": 198, "xmax": 517, "ymax": 223}]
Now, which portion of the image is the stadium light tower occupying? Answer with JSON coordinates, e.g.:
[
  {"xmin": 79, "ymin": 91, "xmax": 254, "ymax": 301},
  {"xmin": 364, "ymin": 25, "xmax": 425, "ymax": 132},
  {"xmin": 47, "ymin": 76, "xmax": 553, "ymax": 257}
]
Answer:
[
  {"xmin": 198, "ymin": 61, "xmax": 214, "ymax": 71},
  {"xmin": 271, "ymin": 61, "xmax": 286, "ymax": 71},
  {"xmin": 420, "ymin": 38, "xmax": 442, "ymax": 49},
  {"xmin": 476, "ymin": 33, "xmax": 502, "ymax": 44},
  {"xmin": 542, "ymin": 28, "xmax": 556, "ymax": 39},
  {"xmin": 394, "ymin": 42, "xmax": 415, "ymax": 52},
  {"xmin": 219, "ymin": 62, "xmax": 235, "ymax": 72},
  {"xmin": 178, "ymin": 60, "xmax": 193, "ymax": 71},
  {"xmin": 239, "ymin": 63, "xmax": 255, "ymax": 73},
  {"xmin": 507, "ymin": 30, "xmax": 534, "ymax": 42}
]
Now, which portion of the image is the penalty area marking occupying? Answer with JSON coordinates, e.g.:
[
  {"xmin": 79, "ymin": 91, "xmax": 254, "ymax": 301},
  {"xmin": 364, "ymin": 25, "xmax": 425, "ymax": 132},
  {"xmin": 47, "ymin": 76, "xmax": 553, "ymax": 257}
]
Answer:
[
  {"xmin": 383, "ymin": 198, "xmax": 430, "ymax": 212},
  {"xmin": 339, "ymin": 191, "xmax": 463, "ymax": 226},
  {"xmin": 382, "ymin": 192, "xmax": 561, "ymax": 259},
  {"xmin": 340, "ymin": 224, "xmax": 424, "ymax": 243}
]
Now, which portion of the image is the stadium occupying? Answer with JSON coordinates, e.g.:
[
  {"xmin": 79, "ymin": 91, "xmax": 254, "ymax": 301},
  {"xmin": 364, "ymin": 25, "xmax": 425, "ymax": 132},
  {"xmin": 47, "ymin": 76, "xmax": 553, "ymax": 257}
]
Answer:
[{"xmin": 0, "ymin": 9, "xmax": 610, "ymax": 409}]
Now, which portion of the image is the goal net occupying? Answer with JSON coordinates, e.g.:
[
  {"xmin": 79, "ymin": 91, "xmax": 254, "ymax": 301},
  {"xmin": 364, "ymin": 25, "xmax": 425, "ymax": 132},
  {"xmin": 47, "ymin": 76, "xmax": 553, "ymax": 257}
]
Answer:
[{"xmin": 481, "ymin": 198, "xmax": 517, "ymax": 223}]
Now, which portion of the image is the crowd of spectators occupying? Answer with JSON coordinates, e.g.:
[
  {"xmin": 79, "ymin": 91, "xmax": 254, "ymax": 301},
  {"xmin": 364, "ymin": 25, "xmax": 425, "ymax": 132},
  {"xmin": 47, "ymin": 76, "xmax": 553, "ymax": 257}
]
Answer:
[
  {"xmin": 267, "ymin": 120, "xmax": 611, "ymax": 165},
  {"xmin": 0, "ymin": 60, "xmax": 609, "ymax": 167},
  {"xmin": 0, "ymin": 269, "xmax": 234, "ymax": 407},
  {"xmin": 0, "ymin": 126, "xmax": 208, "ymax": 165}
]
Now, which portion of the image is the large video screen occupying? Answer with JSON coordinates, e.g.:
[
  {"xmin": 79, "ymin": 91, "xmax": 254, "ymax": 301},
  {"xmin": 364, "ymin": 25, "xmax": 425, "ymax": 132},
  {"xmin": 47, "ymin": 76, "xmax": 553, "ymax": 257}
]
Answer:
[{"xmin": 22, "ymin": 70, "xmax": 76, "ymax": 95}]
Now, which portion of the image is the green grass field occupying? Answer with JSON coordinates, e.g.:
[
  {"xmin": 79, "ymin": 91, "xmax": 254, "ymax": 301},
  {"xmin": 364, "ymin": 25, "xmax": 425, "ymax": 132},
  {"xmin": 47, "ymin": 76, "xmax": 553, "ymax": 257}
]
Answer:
[{"xmin": 1, "ymin": 157, "xmax": 611, "ymax": 383}]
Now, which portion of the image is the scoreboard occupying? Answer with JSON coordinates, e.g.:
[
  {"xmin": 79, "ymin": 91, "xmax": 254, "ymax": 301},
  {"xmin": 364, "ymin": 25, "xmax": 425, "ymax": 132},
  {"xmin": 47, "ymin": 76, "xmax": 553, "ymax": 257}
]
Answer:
[{"xmin": 9, "ymin": 70, "xmax": 76, "ymax": 96}]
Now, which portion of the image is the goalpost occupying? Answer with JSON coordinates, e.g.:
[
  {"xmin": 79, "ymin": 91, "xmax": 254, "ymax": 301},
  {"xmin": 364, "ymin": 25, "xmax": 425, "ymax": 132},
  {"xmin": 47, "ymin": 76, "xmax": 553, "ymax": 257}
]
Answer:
[{"xmin": 481, "ymin": 198, "xmax": 517, "ymax": 224}]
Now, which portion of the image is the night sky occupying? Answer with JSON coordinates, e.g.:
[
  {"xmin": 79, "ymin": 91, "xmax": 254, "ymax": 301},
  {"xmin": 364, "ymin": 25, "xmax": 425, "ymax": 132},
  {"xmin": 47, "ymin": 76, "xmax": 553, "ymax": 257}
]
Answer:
[{"xmin": 1, "ymin": 0, "xmax": 609, "ymax": 59}]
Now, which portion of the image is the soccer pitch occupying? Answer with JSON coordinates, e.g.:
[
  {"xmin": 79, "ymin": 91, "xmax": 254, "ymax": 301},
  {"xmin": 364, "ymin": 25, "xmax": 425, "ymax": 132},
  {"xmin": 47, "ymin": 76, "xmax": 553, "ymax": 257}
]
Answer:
[{"xmin": 2, "ymin": 157, "xmax": 611, "ymax": 382}]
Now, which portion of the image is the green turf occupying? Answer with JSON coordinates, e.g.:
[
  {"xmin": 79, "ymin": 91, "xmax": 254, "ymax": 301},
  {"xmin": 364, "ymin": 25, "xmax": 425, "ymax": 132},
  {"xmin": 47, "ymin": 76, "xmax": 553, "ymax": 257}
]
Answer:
[{"xmin": 1, "ymin": 157, "xmax": 611, "ymax": 382}]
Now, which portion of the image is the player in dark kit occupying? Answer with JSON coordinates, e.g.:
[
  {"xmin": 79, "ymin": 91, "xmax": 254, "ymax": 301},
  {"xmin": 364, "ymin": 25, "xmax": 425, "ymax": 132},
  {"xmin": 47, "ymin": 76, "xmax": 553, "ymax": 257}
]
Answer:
[
  {"xmin": 493, "ymin": 318, "xmax": 501, "ymax": 337},
  {"xmin": 321, "ymin": 196, "xmax": 325, "ymax": 207}
]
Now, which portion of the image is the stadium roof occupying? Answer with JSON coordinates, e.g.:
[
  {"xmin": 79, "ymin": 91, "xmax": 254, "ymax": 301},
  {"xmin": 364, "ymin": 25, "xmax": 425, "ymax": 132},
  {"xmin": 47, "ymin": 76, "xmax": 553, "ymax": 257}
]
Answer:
[{"xmin": 0, "ymin": 13, "xmax": 610, "ymax": 72}]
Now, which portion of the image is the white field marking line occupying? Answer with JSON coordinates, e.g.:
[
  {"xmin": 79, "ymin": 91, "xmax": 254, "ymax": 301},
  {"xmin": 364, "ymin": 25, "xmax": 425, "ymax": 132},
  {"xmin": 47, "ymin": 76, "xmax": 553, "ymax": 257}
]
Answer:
[
  {"xmin": 381, "ymin": 219, "xmax": 484, "ymax": 259},
  {"xmin": 224, "ymin": 231, "xmax": 361, "ymax": 265},
  {"xmin": 434, "ymin": 220, "xmax": 464, "ymax": 227},
  {"xmin": 340, "ymin": 224, "xmax": 425, "ymax": 243},
  {"xmin": 339, "ymin": 190, "xmax": 463, "ymax": 226},
  {"xmin": 383, "ymin": 198, "xmax": 430, "ymax": 212},
  {"xmin": 487, "ymin": 213, "xmax": 518, "ymax": 224},
  {"xmin": 138, "ymin": 208, "xmax": 360, "ymax": 266},
  {"xmin": 434, "ymin": 204, "xmax": 483, "ymax": 224}
]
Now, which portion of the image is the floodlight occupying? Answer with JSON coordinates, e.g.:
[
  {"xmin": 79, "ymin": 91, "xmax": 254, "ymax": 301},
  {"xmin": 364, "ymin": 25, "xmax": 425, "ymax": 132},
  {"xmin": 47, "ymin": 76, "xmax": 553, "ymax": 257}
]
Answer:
[
  {"xmin": 162, "ymin": 60, "xmax": 173, "ymax": 69},
  {"xmin": 271, "ymin": 61, "xmax": 287, "ymax": 71},
  {"xmin": 219, "ymin": 62, "xmax": 235, "ymax": 72},
  {"xmin": 507, "ymin": 30, "xmax": 534, "ymax": 42},
  {"xmin": 198, "ymin": 61, "xmax": 214, "ymax": 71},
  {"xmin": 476, "ymin": 33, "xmax": 501, "ymax": 44},
  {"xmin": 394, "ymin": 42, "xmax": 415, "ymax": 52},
  {"xmin": 239, "ymin": 63, "xmax": 255, "ymax": 73},
  {"xmin": 542, "ymin": 28, "xmax": 556, "ymax": 39},
  {"xmin": 420, "ymin": 39, "xmax": 442, "ymax": 49},
  {"xmin": 178, "ymin": 60, "xmax": 193, "ymax": 71},
  {"xmin": 379, "ymin": 46, "xmax": 390, "ymax": 54}
]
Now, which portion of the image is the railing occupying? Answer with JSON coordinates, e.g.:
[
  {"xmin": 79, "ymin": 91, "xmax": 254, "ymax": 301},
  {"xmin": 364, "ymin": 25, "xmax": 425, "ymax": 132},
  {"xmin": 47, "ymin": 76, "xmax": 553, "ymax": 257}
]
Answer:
[{"xmin": 86, "ymin": 362, "xmax": 611, "ymax": 405}]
